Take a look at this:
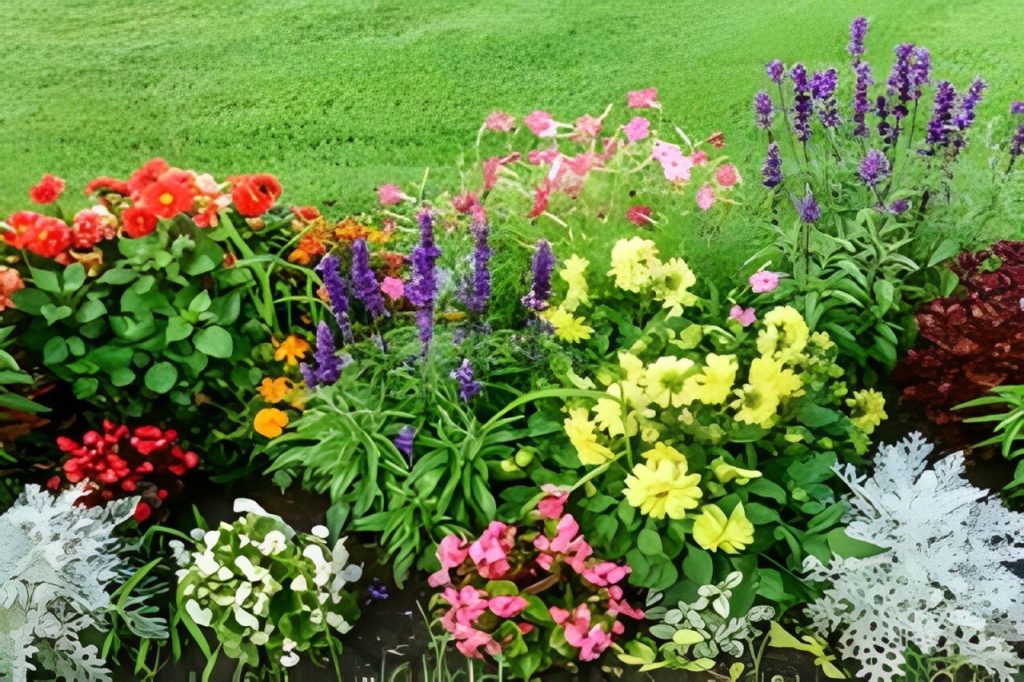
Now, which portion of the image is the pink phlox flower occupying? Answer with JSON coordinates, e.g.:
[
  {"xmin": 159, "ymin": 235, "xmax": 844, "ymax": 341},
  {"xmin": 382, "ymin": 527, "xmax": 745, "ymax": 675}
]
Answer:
[
  {"xmin": 690, "ymin": 150, "xmax": 709, "ymax": 166},
  {"xmin": 572, "ymin": 114, "xmax": 603, "ymax": 142},
  {"xmin": 451, "ymin": 623, "xmax": 503, "ymax": 659},
  {"xmin": 377, "ymin": 183, "xmax": 404, "ymax": 205},
  {"xmin": 467, "ymin": 521, "xmax": 515, "ymax": 579},
  {"xmin": 380, "ymin": 276, "xmax": 404, "ymax": 301},
  {"xmin": 481, "ymin": 153, "xmax": 520, "ymax": 190},
  {"xmin": 749, "ymin": 270, "xmax": 782, "ymax": 293},
  {"xmin": 716, "ymin": 163, "xmax": 740, "ymax": 187},
  {"xmin": 427, "ymin": 534, "xmax": 469, "ymax": 587},
  {"xmin": 485, "ymin": 111, "xmax": 515, "ymax": 132},
  {"xmin": 537, "ymin": 484, "xmax": 570, "ymax": 519},
  {"xmin": 524, "ymin": 110, "xmax": 558, "ymax": 138},
  {"xmin": 696, "ymin": 183, "xmax": 716, "ymax": 211},
  {"xmin": 534, "ymin": 514, "xmax": 593, "ymax": 572},
  {"xmin": 607, "ymin": 585, "xmax": 645, "ymax": 620},
  {"xmin": 527, "ymin": 145, "xmax": 560, "ymax": 166},
  {"xmin": 581, "ymin": 561, "xmax": 629, "ymax": 587},
  {"xmin": 627, "ymin": 88, "xmax": 659, "ymax": 109},
  {"xmin": 441, "ymin": 586, "xmax": 490, "ymax": 632},
  {"xmin": 729, "ymin": 305, "xmax": 757, "ymax": 327},
  {"xmin": 554, "ymin": 604, "xmax": 615, "ymax": 661},
  {"xmin": 488, "ymin": 595, "xmax": 528, "ymax": 619},
  {"xmin": 624, "ymin": 116, "xmax": 650, "ymax": 143}
]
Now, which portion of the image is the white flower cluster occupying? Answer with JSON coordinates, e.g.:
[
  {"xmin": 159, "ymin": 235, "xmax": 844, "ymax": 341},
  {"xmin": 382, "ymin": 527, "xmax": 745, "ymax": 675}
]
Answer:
[
  {"xmin": 0, "ymin": 484, "xmax": 164, "ymax": 682},
  {"xmin": 173, "ymin": 498, "xmax": 361, "ymax": 669},
  {"xmin": 804, "ymin": 433, "xmax": 1024, "ymax": 680}
]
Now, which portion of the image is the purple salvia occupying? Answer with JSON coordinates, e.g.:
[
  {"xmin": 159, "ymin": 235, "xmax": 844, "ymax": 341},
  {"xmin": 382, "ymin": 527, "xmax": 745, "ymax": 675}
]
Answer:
[
  {"xmin": 852, "ymin": 60, "xmax": 875, "ymax": 137},
  {"xmin": 406, "ymin": 210, "xmax": 441, "ymax": 353},
  {"xmin": 795, "ymin": 191, "xmax": 820, "ymax": 222},
  {"xmin": 315, "ymin": 254, "xmax": 355, "ymax": 346},
  {"xmin": 1011, "ymin": 124, "xmax": 1024, "ymax": 161},
  {"xmin": 1012, "ymin": 102, "xmax": 1024, "ymax": 115},
  {"xmin": 766, "ymin": 60, "xmax": 785, "ymax": 84},
  {"xmin": 887, "ymin": 199, "xmax": 910, "ymax": 214},
  {"xmin": 875, "ymin": 95, "xmax": 897, "ymax": 146},
  {"xmin": 302, "ymin": 321, "xmax": 349, "ymax": 387},
  {"xmin": 451, "ymin": 359, "xmax": 482, "ymax": 401},
  {"xmin": 521, "ymin": 239, "xmax": 555, "ymax": 311},
  {"xmin": 848, "ymin": 17, "xmax": 868, "ymax": 58},
  {"xmin": 953, "ymin": 77, "xmax": 987, "ymax": 131},
  {"xmin": 790, "ymin": 64, "xmax": 813, "ymax": 142},
  {"xmin": 910, "ymin": 47, "xmax": 931, "ymax": 100},
  {"xmin": 461, "ymin": 216, "xmax": 492, "ymax": 315},
  {"xmin": 925, "ymin": 81, "xmax": 958, "ymax": 149},
  {"xmin": 887, "ymin": 44, "xmax": 916, "ymax": 104},
  {"xmin": 351, "ymin": 238, "xmax": 388, "ymax": 319},
  {"xmin": 393, "ymin": 425, "xmax": 416, "ymax": 461},
  {"xmin": 811, "ymin": 69, "xmax": 840, "ymax": 128},
  {"xmin": 754, "ymin": 90, "xmax": 774, "ymax": 130},
  {"xmin": 762, "ymin": 142, "xmax": 783, "ymax": 188},
  {"xmin": 859, "ymin": 149, "xmax": 891, "ymax": 187}
]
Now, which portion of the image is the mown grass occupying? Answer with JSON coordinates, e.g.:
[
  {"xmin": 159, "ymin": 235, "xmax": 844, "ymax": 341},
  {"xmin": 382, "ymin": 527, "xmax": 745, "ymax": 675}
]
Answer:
[{"xmin": 2, "ymin": 0, "xmax": 1022, "ymax": 276}]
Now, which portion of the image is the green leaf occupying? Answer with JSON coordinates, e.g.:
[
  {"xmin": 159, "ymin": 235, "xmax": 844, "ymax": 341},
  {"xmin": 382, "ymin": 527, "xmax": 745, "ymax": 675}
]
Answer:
[
  {"xmin": 188, "ymin": 290, "xmax": 212, "ymax": 314},
  {"xmin": 194, "ymin": 326, "xmax": 233, "ymax": 358},
  {"xmin": 166, "ymin": 317, "xmax": 195, "ymax": 343},
  {"xmin": 637, "ymin": 528, "xmax": 663, "ymax": 555},
  {"xmin": 62, "ymin": 263, "xmax": 86, "ymax": 293},
  {"xmin": 97, "ymin": 268, "xmax": 138, "ymax": 285},
  {"xmin": 40, "ymin": 304, "xmax": 73, "ymax": 324},
  {"xmin": 43, "ymin": 337, "xmax": 68, "ymax": 364},
  {"xmin": 31, "ymin": 269, "xmax": 61, "ymax": 294},
  {"xmin": 110, "ymin": 366, "xmax": 136, "ymax": 387},
  {"xmin": 144, "ymin": 362, "xmax": 178, "ymax": 394},
  {"xmin": 73, "ymin": 377, "xmax": 99, "ymax": 399},
  {"xmin": 681, "ymin": 545, "xmax": 713, "ymax": 584},
  {"xmin": 10, "ymin": 288, "xmax": 51, "ymax": 315},
  {"xmin": 75, "ymin": 299, "xmax": 107, "ymax": 324}
]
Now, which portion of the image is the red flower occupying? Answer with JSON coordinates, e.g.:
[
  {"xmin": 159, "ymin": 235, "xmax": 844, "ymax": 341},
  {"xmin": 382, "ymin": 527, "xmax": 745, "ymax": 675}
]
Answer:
[
  {"xmin": 29, "ymin": 174, "xmax": 66, "ymax": 204},
  {"xmin": 137, "ymin": 178, "xmax": 195, "ymax": 219},
  {"xmin": 708, "ymin": 132, "xmax": 726, "ymax": 148},
  {"xmin": 22, "ymin": 215, "xmax": 72, "ymax": 258},
  {"xmin": 71, "ymin": 209, "xmax": 115, "ymax": 250},
  {"xmin": 229, "ymin": 174, "xmax": 282, "ymax": 217},
  {"xmin": 85, "ymin": 176, "xmax": 131, "ymax": 196},
  {"xmin": 626, "ymin": 205, "xmax": 653, "ymax": 227},
  {"xmin": 3, "ymin": 211, "xmax": 41, "ymax": 249},
  {"xmin": 121, "ymin": 206, "xmax": 158, "ymax": 238},
  {"xmin": 290, "ymin": 205, "xmax": 321, "ymax": 222},
  {"xmin": 127, "ymin": 158, "xmax": 171, "ymax": 198}
]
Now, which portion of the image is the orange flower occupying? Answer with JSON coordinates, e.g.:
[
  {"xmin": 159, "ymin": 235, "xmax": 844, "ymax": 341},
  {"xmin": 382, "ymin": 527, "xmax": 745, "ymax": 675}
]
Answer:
[
  {"xmin": 334, "ymin": 217, "xmax": 389, "ymax": 244},
  {"xmin": 259, "ymin": 377, "xmax": 293, "ymax": 404},
  {"xmin": 273, "ymin": 335, "xmax": 310, "ymax": 365},
  {"xmin": 0, "ymin": 267, "xmax": 25, "ymax": 312},
  {"xmin": 287, "ymin": 232, "xmax": 327, "ymax": 265},
  {"xmin": 254, "ymin": 408, "xmax": 289, "ymax": 438},
  {"xmin": 137, "ymin": 178, "xmax": 195, "ymax": 219}
]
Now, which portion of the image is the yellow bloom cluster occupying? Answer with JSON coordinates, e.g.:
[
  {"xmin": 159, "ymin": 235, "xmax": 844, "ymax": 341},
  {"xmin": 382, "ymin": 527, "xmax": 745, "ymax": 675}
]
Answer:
[
  {"xmin": 542, "ymin": 255, "xmax": 593, "ymax": 343},
  {"xmin": 608, "ymin": 238, "xmax": 698, "ymax": 317}
]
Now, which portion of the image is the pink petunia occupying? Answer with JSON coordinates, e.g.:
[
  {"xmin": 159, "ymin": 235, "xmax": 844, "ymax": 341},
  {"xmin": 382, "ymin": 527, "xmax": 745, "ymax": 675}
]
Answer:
[
  {"xmin": 467, "ymin": 521, "xmax": 515, "ymax": 579},
  {"xmin": 377, "ymin": 183, "xmax": 404, "ymax": 205},
  {"xmin": 696, "ymin": 183, "xmax": 716, "ymax": 211},
  {"xmin": 715, "ymin": 163, "xmax": 740, "ymax": 187},
  {"xmin": 624, "ymin": 116, "xmax": 650, "ymax": 143},
  {"xmin": 749, "ymin": 270, "xmax": 782, "ymax": 294},
  {"xmin": 380, "ymin": 276, "xmax": 404, "ymax": 301},
  {"xmin": 729, "ymin": 305, "xmax": 757, "ymax": 327},
  {"xmin": 625, "ymin": 205, "xmax": 653, "ymax": 227},
  {"xmin": 690, "ymin": 150, "xmax": 709, "ymax": 166},
  {"xmin": 527, "ymin": 146, "xmax": 560, "ymax": 166},
  {"xmin": 481, "ymin": 152, "xmax": 520, "ymax": 190},
  {"xmin": 537, "ymin": 484, "xmax": 569, "ymax": 519},
  {"xmin": 627, "ymin": 88, "xmax": 659, "ymax": 109},
  {"xmin": 485, "ymin": 111, "xmax": 515, "ymax": 132},
  {"xmin": 451, "ymin": 192, "xmax": 481, "ymax": 214},
  {"xmin": 651, "ymin": 141, "xmax": 693, "ymax": 183},
  {"xmin": 488, "ymin": 595, "xmax": 528, "ymax": 618},
  {"xmin": 573, "ymin": 114, "xmax": 603, "ymax": 141},
  {"xmin": 524, "ymin": 110, "xmax": 558, "ymax": 138}
]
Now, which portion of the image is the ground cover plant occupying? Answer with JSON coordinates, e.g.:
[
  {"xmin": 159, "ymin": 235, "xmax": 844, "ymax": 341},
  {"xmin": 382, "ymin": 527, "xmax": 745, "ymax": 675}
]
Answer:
[{"xmin": 0, "ymin": 8, "xmax": 1022, "ymax": 682}]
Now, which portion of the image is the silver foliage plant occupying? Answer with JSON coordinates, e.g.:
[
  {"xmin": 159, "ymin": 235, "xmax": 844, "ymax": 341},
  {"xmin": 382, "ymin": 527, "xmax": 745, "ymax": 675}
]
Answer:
[
  {"xmin": 0, "ymin": 484, "xmax": 166, "ymax": 682},
  {"xmin": 804, "ymin": 432, "xmax": 1024, "ymax": 680}
]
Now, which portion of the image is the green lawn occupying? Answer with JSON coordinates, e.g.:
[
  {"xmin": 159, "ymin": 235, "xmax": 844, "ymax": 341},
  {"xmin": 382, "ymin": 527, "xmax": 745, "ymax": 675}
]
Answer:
[{"xmin": 2, "ymin": 0, "xmax": 1022, "ymax": 223}]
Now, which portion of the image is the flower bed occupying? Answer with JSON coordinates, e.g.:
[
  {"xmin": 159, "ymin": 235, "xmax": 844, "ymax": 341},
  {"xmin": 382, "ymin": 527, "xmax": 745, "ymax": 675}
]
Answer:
[{"xmin": 1, "ymin": 14, "xmax": 1024, "ymax": 682}]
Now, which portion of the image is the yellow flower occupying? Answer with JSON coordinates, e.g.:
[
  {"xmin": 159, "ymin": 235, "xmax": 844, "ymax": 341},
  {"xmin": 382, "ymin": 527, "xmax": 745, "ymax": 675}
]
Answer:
[
  {"xmin": 564, "ymin": 408, "xmax": 615, "ymax": 465},
  {"xmin": 810, "ymin": 331, "xmax": 835, "ymax": 350},
  {"xmin": 682, "ymin": 354, "xmax": 738, "ymax": 406},
  {"xmin": 542, "ymin": 306, "xmax": 594, "ymax": 343},
  {"xmin": 254, "ymin": 408, "xmax": 289, "ymax": 438},
  {"xmin": 273, "ymin": 335, "xmax": 311, "ymax": 366},
  {"xmin": 624, "ymin": 459, "xmax": 703, "ymax": 520},
  {"xmin": 559, "ymin": 254, "xmax": 590, "ymax": 312},
  {"xmin": 642, "ymin": 442, "xmax": 688, "ymax": 464},
  {"xmin": 608, "ymin": 237, "xmax": 661, "ymax": 292},
  {"xmin": 731, "ymin": 356, "xmax": 803, "ymax": 428},
  {"xmin": 652, "ymin": 257, "xmax": 698, "ymax": 317},
  {"xmin": 258, "ymin": 377, "xmax": 293, "ymax": 404},
  {"xmin": 617, "ymin": 352, "xmax": 646, "ymax": 385},
  {"xmin": 644, "ymin": 356, "xmax": 696, "ymax": 408},
  {"xmin": 692, "ymin": 502, "xmax": 754, "ymax": 553},
  {"xmin": 711, "ymin": 459, "xmax": 763, "ymax": 485},
  {"xmin": 846, "ymin": 389, "xmax": 887, "ymax": 434},
  {"xmin": 756, "ymin": 306, "xmax": 809, "ymax": 364}
]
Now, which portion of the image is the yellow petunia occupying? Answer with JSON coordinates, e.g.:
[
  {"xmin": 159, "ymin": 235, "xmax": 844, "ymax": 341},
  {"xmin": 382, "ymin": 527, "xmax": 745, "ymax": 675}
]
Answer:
[
  {"xmin": 652, "ymin": 257, "xmax": 698, "ymax": 317},
  {"xmin": 254, "ymin": 407, "xmax": 289, "ymax": 439},
  {"xmin": 692, "ymin": 502, "xmax": 755, "ymax": 553},
  {"xmin": 542, "ymin": 306, "xmax": 594, "ymax": 343},
  {"xmin": 642, "ymin": 442, "xmax": 688, "ymax": 464},
  {"xmin": 258, "ymin": 377, "xmax": 293, "ymax": 404},
  {"xmin": 730, "ymin": 356, "xmax": 803, "ymax": 428},
  {"xmin": 644, "ymin": 356, "xmax": 696, "ymax": 409},
  {"xmin": 624, "ymin": 458, "xmax": 703, "ymax": 520},
  {"xmin": 846, "ymin": 389, "xmax": 887, "ymax": 434},
  {"xmin": 608, "ymin": 237, "xmax": 661, "ymax": 292},
  {"xmin": 756, "ymin": 306, "xmax": 810, "ymax": 364},
  {"xmin": 682, "ymin": 354, "xmax": 738, "ymax": 406},
  {"xmin": 617, "ymin": 352, "xmax": 646, "ymax": 385},
  {"xmin": 564, "ymin": 408, "xmax": 615, "ymax": 465},
  {"xmin": 711, "ymin": 459, "xmax": 763, "ymax": 485},
  {"xmin": 273, "ymin": 335, "xmax": 311, "ymax": 366},
  {"xmin": 559, "ymin": 254, "xmax": 590, "ymax": 312}
]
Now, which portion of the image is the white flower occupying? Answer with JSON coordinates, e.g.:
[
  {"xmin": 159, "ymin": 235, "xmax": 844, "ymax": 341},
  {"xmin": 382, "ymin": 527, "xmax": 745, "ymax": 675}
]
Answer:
[
  {"xmin": 280, "ymin": 638, "xmax": 299, "ymax": 667},
  {"xmin": 234, "ymin": 582, "xmax": 252, "ymax": 606},
  {"xmin": 326, "ymin": 611, "xmax": 353, "ymax": 634},
  {"xmin": 234, "ymin": 555, "xmax": 268, "ymax": 582},
  {"xmin": 216, "ymin": 566, "xmax": 233, "ymax": 581},
  {"xmin": 202, "ymin": 530, "xmax": 221, "ymax": 550}
]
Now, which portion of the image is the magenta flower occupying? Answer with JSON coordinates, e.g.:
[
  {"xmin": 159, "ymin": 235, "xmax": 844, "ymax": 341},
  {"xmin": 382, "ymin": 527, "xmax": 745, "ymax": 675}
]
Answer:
[
  {"xmin": 625, "ymin": 204, "xmax": 653, "ymax": 227},
  {"xmin": 484, "ymin": 111, "xmax": 515, "ymax": 132},
  {"xmin": 581, "ymin": 561, "xmax": 630, "ymax": 587},
  {"xmin": 380, "ymin": 276, "xmax": 404, "ymax": 301},
  {"xmin": 624, "ymin": 116, "xmax": 650, "ymax": 143},
  {"xmin": 467, "ymin": 521, "xmax": 515, "ymax": 579},
  {"xmin": 428, "ymin": 534, "xmax": 470, "ymax": 588},
  {"xmin": 696, "ymin": 183, "xmax": 715, "ymax": 211},
  {"xmin": 441, "ymin": 586, "xmax": 490, "ymax": 628},
  {"xmin": 488, "ymin": 595, "xmax": 528, "ymax": 619},
  {"xmin": 550, "ymin": 604, "xmax": 615, "ymax": 661},
  {"xmin": 715, "ymin": 163, "xmax": 740, "ymax": 188},
  {"xmin": 729, "ymin": 305, "xmax": 757, "ymax": 327},
  {"xmin": 377, "ymin": 183, "xmax": 404, "ymax": 206},
  {"xmin": 651, "ymin": 141, "xmax": 693, "ymax": 183},
  {"xmin": 538, "ymin": 484, "xmax": 570, "ymax": 519},
  {"xmin": 524, "ymin": 110, "xmax": 558, "ymax": 137},
  {"xmin": 534, "ymin": 514, "xmax": 593, "ymax": 573},
  {"xmin": 627, "ymin": 87, "xmax": 658, "ymax": 109},
  {"xmin": 749, "ymin": 270, "xmax": 781, "ymax": 294}
]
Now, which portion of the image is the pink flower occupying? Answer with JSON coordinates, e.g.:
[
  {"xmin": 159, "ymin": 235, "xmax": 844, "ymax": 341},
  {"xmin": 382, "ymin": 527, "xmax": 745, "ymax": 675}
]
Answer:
[
  {"xmin": 481, "ymin": 153, "xmax": 520, "ymax": 190},
  {"xmin": 534, "ymin": 514, "xmax": 593, "ymax": 573},
  {"xmin": 581, "ymin": 561, "xmax": 630, "ymax": 587},
  {"xmin": 488, "ymin": 595, "xmax": 528, "ymax": 618},
  {"xmin": 627, "ymin": 88, "xmax": 658, "ymax": 109},
  {"xmin": 651, "ymin": 141, "xmax": 692, "ymax": 183},
  {"xmin": 715, "ymin": 163, "xmax": 740, "ymax": 187},
  {"xmin": 451, "ymin": 192, "xmax": 481, "ymax": 214},
  {"xmin": 485, "ymin": 111, "xmax": 515, "ymax": 132},
  {"xmin": 708, "ymin": 131, "xmax": 726, "ymax": 148},
  {"xmin": 0, "ymin": 267, "xmax": 25, "ymax": 312},
  {"xmin": 573, "ymin": 114, "xmax": 603, "ymax": 141},
  {"xmin": 453, "ymin": 626, "xmax": 503, "ymax": 659},
  {"xmin": 380, "ymin": 276, "xmax": 404, "ymax": 301},
  {"xmin": 377, "ymin": 183, "xmax": 404, "ymax": 205},
  {"xmin": 428, "ymin": 534, "xmax": 470, "ymax": 587},
  {"xmin": 537, "ymin": 484, "xmax": 569, "ymax": 519},
  {"xmin": 527, "ymin": 146, "xmax": 560, "ymax": 166},
  {"xmin": 441, "ymin": 586, "xmax": 490, "ymax": 630},
  {"xmin": 528, "ymin": 179, "xmax": 554, "ymax": 220},
  {"xmin": 749, "ymin": 270, "xmax": 782, "ymax": 294},
  {"xmin": 625, "ymin": 205, "xmax": 653, "ymax": 227},
  {"xmin": 524, "ymin": 110, "xmax": 558, "ymax": 138},
  {"xmin": 696, "ymin": 183, "xmax": 716, "ymax": 211},
  {"xmin": 624, "ymin": 116, "xmax": 650, "ymax": 143},
  {"xmin": 729, "ymin": 305, "xmax": 757, "ymax": 327},
  {"xmin": 550, "ymin": 604, "xmax": 614, "ymax": 661},
  {"xmin": 607, "ymin": 585, "xmax": 645, "ymax": 620},
  {"xmin": 468, "ymin": 521, "xmax": 515, "ymax": 579}
]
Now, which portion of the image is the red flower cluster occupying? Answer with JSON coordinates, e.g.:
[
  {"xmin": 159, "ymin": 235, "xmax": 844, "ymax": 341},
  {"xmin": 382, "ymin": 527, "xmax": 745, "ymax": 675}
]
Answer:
[
  {"xmin": 29, "ymin": 173, "xmax": 66, "ymax": 204},
  {"xmin": 3, "ymin": 207, "xmax": 117, "ymax": 262},
  {"xmin": 48, "ymin": 420, "xmax": 200, "ymax": 522},
  {"xmin": 896, "ymin": 241, "xmax": 1024, "ymax": 423}
]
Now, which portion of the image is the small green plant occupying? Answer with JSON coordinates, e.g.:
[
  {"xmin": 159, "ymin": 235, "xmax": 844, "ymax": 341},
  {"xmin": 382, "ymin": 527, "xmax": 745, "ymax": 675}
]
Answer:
[{"xmin": 955, "ymin": 384, "xmax": 1024, "ymax": 500}]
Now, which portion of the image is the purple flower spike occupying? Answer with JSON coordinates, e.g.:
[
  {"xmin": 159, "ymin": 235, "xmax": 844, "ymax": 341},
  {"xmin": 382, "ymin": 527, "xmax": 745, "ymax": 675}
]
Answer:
[
  {"xmin": 852, "ymin": 61, "xmax": 875, "ymax": 137},
  {"xmin": 1011, "ymin": 124, "xmax": 1024, "ymax": 160},
  {"xmin": 790, "ymin": 64, "xmax": 813, "ymax": 142},
  {"xmin": 953, "ymin": 77, "xmax": 987, "ymax": 132},
  {"xmin": 303, "ymin": 321, "xmax": 351, "ymax": 387},
  {"xmin": 368, "ymin": 578, "xmax": 389, "ymax": 601},
  {"xmin": 461, "ymin": 216, "xmax": 492, "ymax": 315},
  {"xmin": 811, "ymin": 69, "xmax": 840, "ymax": 128},
  {"xmin": 795, "ymin": 191, "xmax": 820, "ymax": 223},
  {"xmin": 521, "ymin": 240, "xmax": 555, "ymax": 311},
  {"xmin": 887, "ymin": 44, "xmax": 916, "ymax": 105},
  {"xmin": 451, "ymin": 359, "xmax": 482, "ymax": 402},
  {"xmin": 406, "ymin": 210, "xmax": 442, "ymax": 354},
  {"xmin": 316, "ymin": 254, "xmax": 355, "ymax": 346},
  {"xmin": 762, "ymin": 143, "xmax": 783, "ymax": 189},
  {"xmin": 754, "ymin": 90, "xmax": 774, "ymax": 130},
  {"xmin": 848, "ymin": 17, "xmax": 868, "ymax": 58},
  {"xmin": 925, "ymin": 81, "xmax": 958, "ymax": 149},
  {"xmin": 393, "ymin": 425, "xmax": 416, "ymax": 460},
  {"xmin": 1011, "ymin": 102, "xmax": 1024, "ymax": 116},
  {"xmin": 766, "ymin": 60, "xmax": 785, "ymax": 84},
  {"xmin": 351, "ymin": 239, "xmax": 388, "ymax": 319},
  {"xmin": 859, "ymin": 149, "xmax": 892, "ymax": 187}
]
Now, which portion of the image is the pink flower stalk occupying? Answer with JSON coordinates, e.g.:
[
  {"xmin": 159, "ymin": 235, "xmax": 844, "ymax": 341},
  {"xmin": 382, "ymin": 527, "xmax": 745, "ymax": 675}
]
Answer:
[
  {"xmin": 488, "ymin": 595, "xmax": 528, "ymax": 618},
  {"xmin": 524, "ymin": 110, "xmax": 558, "ymax": 138},
  {"xmin": 380, "ymin": 276, "xmax": 404, "ymax": 301},
  {"xmin": 626, "ymin": 205, "xmax": 653, "ymax": 227},
  {"xmin": 749, "ymin": 270, "xmax": 782, "ymax": 293},
  {"xmin": 624, "ymin": 116, "xmax": 650, "ymax": 143},
  {"xmin": 715, "ymin": 163, "xmax": 740, "ymax": 187},
  {"xmin": 729, "ymin": 305, "xmax": 757, "ymax": 327},
  {"xmin": 581, "ymin": 561, "xmax": 629, "ymax": 587},
  {"xmin": 468, "ymin": 521, "xmax": 515, "ymax": 579},
  {"xmin": 377, "ymin": 183, "xmax": 405, "ymax": 205},
  {"xmin": 573, "ymin": 114, "xmax": 603, "ymax": 141},
  {"xmin": 696, "ymin": 183, "xmax": 715, "ymax": 211},
  {"xmin": 627, "ymin": 88, "xmax": 659, "ymax": 109},
  {"xmin": 485, "ymin": 111, "xmax": 515, "ymax": 132}
]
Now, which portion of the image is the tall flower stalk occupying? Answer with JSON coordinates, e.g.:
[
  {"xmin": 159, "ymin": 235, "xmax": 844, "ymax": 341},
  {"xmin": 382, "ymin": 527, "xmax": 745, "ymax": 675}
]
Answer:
[
  {"xmin": 461, "ymin": 213, "xmax": 491, "ymax": 315},
  {"xmin": 521, "ymin": 240, "xmax": 555, "ymax": 312},
  {"xmin": 406, "ymin": 210, "xmax": 441, "ymax": 355},
  {"xmin": 315, "ymin": 254, "xmax": 355, "ymax": 346}
]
